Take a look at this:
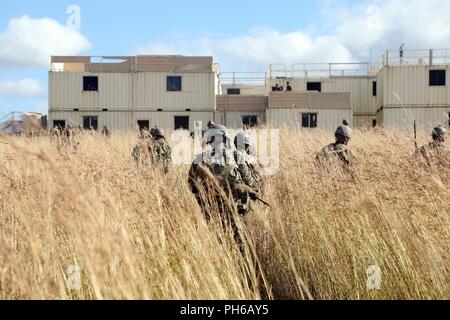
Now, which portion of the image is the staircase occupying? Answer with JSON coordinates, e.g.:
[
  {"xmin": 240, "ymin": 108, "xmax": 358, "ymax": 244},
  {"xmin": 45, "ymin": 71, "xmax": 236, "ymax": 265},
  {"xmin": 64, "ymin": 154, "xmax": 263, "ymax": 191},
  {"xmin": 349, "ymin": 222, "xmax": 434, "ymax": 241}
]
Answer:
[{"xmin": 0, "ymin": 112, "xmax": 23, "ymax": 134}]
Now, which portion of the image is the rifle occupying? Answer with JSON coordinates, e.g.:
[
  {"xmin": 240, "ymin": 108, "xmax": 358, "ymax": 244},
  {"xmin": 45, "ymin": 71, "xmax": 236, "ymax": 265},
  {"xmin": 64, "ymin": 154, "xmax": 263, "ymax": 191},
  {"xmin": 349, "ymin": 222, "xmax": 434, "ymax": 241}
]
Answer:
[{"xmin": 236, "ymin": 184, "xmax": 270, "ymax": 207}]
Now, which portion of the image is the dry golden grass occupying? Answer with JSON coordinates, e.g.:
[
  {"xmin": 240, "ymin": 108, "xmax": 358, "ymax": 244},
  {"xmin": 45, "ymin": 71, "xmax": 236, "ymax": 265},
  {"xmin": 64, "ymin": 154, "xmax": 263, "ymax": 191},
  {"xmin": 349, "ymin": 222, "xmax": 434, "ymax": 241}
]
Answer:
[{"xmin": 0, "ymin": 128, "xmax": 448, "ymax": 300}]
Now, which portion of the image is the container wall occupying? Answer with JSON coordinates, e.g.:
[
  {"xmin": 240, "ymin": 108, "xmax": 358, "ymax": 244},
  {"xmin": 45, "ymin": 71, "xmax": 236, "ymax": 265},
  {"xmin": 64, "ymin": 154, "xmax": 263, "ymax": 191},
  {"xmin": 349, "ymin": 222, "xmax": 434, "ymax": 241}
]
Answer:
[
  {"xmin": 222, "ymin": 84, "xmax": 267, "ymax": 95},
  {"xmin": 381, "ymin": 107, "xmax": 449, "ymax": 130},
  {"xmin": 133, "ymin": 72, "xmax": 215, "ymax": 111},
  {"xmin": 266, "ymin": 108, "xmax": 352, "ymax": 131},
  {"xmin": 268, "ymin": 76, "xmax": 376, "ymax": 126},
  {"xmin": 48, "ymin": 111, "xmax": 214, "ymax": 131},
  {"xmin": 214, "ymin": 111, "xmax": 266, "ymax": 128},
  {"xmin": 382, "ymin": 65, "xmax": 450, "ymax": 106},
  {"xmin": 50, "ymin": 71, "xmax": 215, "ymax": 112}
]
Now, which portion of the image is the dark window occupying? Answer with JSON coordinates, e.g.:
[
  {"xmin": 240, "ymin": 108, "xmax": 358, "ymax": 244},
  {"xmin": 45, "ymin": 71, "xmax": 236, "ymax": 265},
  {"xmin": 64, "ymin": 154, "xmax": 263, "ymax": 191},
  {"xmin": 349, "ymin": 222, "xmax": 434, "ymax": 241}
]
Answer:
[
  {"xmin": 174, "ymin": 116, "xmax": 189, "ymax": 130},
  {"xmin": 372, "ymin": 119, "xmax": 377, "ymax": 127},
  {"xmin": 227, "ymin": 88, "xmax": 241, "ymax": 95},
  {"xmin": 102, "ymin": 108, "xmax": 108, "ymax": 112},
  {"xmin": 307, "ymin": 82, "xmax": 321, "ymax": 92},
  {"xmin": 53, "ymin": 120, "xmax": 66, "ymax": 129},
  {"xmin": 83, "ymin": 116, "xmax": 98, "ymax": 130},
  {"xmin": 429, "ymin": 70, "xmax": 446, "ymax": 86},
  {"xmin": 301, "ymin": 113, "xmax": 317, "ymax": 128},
  {"xmin": 167, "ymin": 76, "xmax": 182, "ymax": 91},
  {"xmin": 137, "ymin": 120, "xmax": 150, "ymax": 131},
  {"xmin": 73, "ymin": 108, "xmax": 79, "ymax": 111},
  {"xmin": 372, "ymin": 81, "xmax": 377, "ymax": 96},
  {"xmin": 83, "ymin": 76, "xmax": 98, "ymax": 91},
  {"xmin": 242, "ymin": 115, "xmax": 258, "ymax": 127}
]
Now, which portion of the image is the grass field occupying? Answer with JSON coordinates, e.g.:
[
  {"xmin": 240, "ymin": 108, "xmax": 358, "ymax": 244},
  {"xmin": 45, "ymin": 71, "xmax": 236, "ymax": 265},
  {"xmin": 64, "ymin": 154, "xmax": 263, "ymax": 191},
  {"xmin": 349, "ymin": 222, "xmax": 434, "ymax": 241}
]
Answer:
[{"xmin": 0, "ymin": 128, "xmax": 448, "ymax": 300}]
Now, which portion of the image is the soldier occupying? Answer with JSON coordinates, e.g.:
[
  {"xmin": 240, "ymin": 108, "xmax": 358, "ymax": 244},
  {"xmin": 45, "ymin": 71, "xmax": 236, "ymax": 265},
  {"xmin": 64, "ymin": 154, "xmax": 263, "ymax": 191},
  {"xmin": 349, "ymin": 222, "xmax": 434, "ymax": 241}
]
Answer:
[
  {"xmin": 132, "ymin": 128, "xmax": 153, "ymax": 165},
  {"xmin": 101, "ymin": 126, "xmax": 111, "ymax": 137},
  {"xmin": 150, "ymin": 127, "xmax": 172, "ymax": 173},
  {"xmin": 234, "ymin": 132, "xmax": 265, "ymax": 195},
  {"xmin": 414, "ymin": 126, "xmax": 449, "ymax": 167},
  {"xmin": 316, "ymin": 122, "xmax": 358, "ymax": 171},
  {"xmin": 188, "ymin": 126, "xmax": 252, "ymax": 248}
]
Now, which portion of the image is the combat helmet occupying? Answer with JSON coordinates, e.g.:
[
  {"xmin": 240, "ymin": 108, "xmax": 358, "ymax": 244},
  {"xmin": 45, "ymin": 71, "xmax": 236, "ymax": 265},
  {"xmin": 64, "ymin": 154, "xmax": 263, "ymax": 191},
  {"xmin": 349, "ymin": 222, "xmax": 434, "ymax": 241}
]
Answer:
[
  {"xmin": 234, "ymin": 132, "xmax": 252, "ymax": 150},
  {"xmin": 204, "ymin": 127, "xmax": 226, "ymax": 145},
  {"xmin": 335, "ymin": 120, "xmax": 353, "ymax": 141},
  {"xmin": 432, "ymin": 126, "xmax": 447, "ymax": 142},
  {"xmin": 153, "ymin": 127, "xmax": 165, "ymax": 138}
]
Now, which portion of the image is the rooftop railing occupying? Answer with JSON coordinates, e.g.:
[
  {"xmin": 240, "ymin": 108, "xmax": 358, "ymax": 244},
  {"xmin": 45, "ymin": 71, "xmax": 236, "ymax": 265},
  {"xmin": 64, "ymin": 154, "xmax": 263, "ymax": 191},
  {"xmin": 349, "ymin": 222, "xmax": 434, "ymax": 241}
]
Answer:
[
  {"xmin": 269, "ymin": 62, "xmax": 370, "ymax": 78},
  {"xmin": 380, "ymin": 48, "xmax": 450, "ymax": 66},
  {"xmin": 219, "ymin": 72, "xmax": 267, "ymax": 86}
]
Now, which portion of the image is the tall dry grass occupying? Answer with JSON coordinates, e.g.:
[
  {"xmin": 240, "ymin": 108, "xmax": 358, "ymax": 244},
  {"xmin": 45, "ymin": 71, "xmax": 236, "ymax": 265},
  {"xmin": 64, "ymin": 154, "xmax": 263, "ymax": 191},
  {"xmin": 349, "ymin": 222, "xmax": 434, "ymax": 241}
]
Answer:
[{"xmin": 0, "ymin": 128, "xmax": 448, "ymax": 300}]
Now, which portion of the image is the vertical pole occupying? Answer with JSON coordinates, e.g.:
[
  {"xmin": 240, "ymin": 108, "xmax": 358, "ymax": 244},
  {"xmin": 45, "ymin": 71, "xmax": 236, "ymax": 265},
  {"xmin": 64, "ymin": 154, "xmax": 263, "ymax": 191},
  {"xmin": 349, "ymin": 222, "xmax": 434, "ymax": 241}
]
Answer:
[{"xmin": 429, "ymin": 49, "xmax": 433, "ymax": 66}]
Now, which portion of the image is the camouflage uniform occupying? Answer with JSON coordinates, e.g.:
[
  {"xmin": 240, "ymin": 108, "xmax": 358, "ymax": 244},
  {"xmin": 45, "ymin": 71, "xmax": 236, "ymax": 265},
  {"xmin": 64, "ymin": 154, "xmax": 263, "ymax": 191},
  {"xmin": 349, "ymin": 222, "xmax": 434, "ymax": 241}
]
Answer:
[
  {"xmin": 188, "ymin": 127, "xmax": 249, "ymax": 247},
  {"xmin": 132, "ymin": 128, "xmax": 172, "ymax": 173},
  {"xmin": 233, "ymin": 132, "xmax": 265, "ymax": 194},
  {"xmin": 316, "ymin": 142, "xmax": 358, "ymax": 167},
  {"xmin": 316, "ymin": 123, "xmax": 358, "ymax": 173},
  {"xmin": 151, "ymin": 136, "xmax": 172, "ymax": 173},
  {"xmin": 414, "ymin": 126, "xmax": 449, "ymax": 168},
  {"xmin": 132, "ymin": 129, "xmax": 154, "ymax": 165}
]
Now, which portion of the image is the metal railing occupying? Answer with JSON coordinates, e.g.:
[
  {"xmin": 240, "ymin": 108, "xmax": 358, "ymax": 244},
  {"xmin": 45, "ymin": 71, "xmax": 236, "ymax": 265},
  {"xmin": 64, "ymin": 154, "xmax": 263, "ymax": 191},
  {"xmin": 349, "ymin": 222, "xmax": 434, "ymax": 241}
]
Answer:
[
  {"xmin": 219, "ymin": 72, "xmax": 267, "ymax": 85},
  {"xmin": 269, "ymin": 62, "xmax": 370, "ymax": 78},
  {"xmin": 380, "ymin": 48, "xmax": 450, "ymax": 66}
]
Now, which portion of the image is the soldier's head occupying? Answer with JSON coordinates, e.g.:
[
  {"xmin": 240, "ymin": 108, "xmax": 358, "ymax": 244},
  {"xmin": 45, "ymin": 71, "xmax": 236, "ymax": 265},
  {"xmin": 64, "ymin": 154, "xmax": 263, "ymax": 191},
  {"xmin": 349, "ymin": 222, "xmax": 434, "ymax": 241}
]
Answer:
[
  {"xmin": 153, "ymin": 127, "xmax": 165, "ymax": 139},
  {"xmin": 207, "ymin": 120, "xmax": 215, "ymax": 129},
  {"xmin": 432, "ymin": 126, "xmax": 447, "ymax": 142},
  {"xmin": 234, "ymin": 132, "xmax": 252, "ymax": 153},
  {"xmin": 204, "ymin": 127, "xmax": 227, "ymax": 151},
  {"xmin": 335, "ymin": 124, "xmax": 352, "ymax": 145},
  {"xmin": 140, "ymin": 128, "xmax": 151, "ymax": 139}
]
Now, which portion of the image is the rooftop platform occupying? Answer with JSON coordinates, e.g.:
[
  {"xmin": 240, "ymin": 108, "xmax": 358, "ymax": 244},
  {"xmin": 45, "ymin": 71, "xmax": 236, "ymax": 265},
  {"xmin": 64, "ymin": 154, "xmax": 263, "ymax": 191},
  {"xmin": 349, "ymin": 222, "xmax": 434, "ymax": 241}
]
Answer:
[{"xmin": 50, "ymin": 55, "xmax": 214, "ymax": 73}]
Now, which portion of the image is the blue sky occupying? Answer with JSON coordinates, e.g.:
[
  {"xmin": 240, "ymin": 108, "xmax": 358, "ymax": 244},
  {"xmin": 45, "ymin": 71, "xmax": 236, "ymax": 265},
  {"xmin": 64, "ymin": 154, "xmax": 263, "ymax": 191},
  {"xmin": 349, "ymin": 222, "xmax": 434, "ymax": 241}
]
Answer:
[{"xmin": 1, "ymin": 0, "xmax": 449, "ymax": 117}]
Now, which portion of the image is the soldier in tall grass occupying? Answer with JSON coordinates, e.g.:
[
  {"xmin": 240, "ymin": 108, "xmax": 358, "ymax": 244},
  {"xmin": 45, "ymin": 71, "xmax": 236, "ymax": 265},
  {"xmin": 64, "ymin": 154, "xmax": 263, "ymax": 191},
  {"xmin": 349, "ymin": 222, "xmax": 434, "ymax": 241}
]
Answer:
[{"xmin": 415, "ymin": 126, "xmax": 449, "ymax": 168}]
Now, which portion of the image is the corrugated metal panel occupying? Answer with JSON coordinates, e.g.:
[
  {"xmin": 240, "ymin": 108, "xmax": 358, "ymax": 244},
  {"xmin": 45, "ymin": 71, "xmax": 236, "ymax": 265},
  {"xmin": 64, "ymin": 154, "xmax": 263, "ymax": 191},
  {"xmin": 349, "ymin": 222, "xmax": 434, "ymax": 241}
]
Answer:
[
  {"xmin": 136, "ymin": 56, "xmax": 213, "ymax": 72},
  {"xmin": 133, "ymin": 72, "xmax": 215, "ymax": 111},
  {"xmin": 269, "ymin": 92, "xmax": 350, "ymax": 109},
  {"xmin": 376, "ymin": 70, "xmax": 384, "ymax": 111},
  {"xmin": 174, "ymin": 56, "xmax": 213, "ymax": 72},
  {"xmin": 48, "ymin": 111, "xmax": 133, "ymax": 130},
  {"xmin": 48, "ymin": 111, "xmax": 214, "ymax": 131},
  {"xmin": 136, "ymin": 56, "xmax": 174, "ymax": 72},
  {"xmin": 216, "ymin": 95, "xmax": 267, "ymax": 111},
  {"xmin": 214, "ymin": 111, "xmax": 266, "ymax": 128},
  {"xmin": 222, "ymin": 84, "xmax": 267, "ymax": 95},
  {"xmin": 49, "ymin": 72, "xmax": 82, "ymax": 109},
  {"xmin": 50, "ymin": 72, "xmax": 130, "ymax": 110},
  {"xmin": 268, "ymin": 76, "xmax": 376, "ymax": 114},
  {"xmin": 308, "ymin": 92, "xmax": 351, "ymax": 109},
  {"xmin": 381, "ymin": 107, "xmax": 449, "ymax": 129},
  {"xmin": 269, "ymin": 92, "xmax": 308, "ymax": 108},
  {"xmin": 353, "ymin": 115, "xmax": 376, "ymax": 128},
  {"xmin": 133, "ymin": 111, "xmax": 214, "ymax": 130},
  {"xmin": 99, "ymin": 73, "xmax": 132, "ymax": 110},
  {"xmin": 382, "ymin": 65, "xmax": 450, "ymax": 106},
  {"xmin": 266, "ymin": 108, "xmax": 352, "ymax": 131}
]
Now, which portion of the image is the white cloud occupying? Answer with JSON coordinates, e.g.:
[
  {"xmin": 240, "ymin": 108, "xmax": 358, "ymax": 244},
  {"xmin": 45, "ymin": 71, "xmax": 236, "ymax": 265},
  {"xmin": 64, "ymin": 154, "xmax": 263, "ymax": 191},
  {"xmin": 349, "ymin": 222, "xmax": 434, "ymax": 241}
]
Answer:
[
  {"xmin": 327, "ymin": 0, "xmax": 450, "ymax": 57},
  {"xmin": 0, "ymin": 15, "xmax": 91, "ymax": 68},
  {"xmin": 137, "ymin": 0, "xmax": 450, "ymax": 71},
  {"xmin": 27, "ymin": 101, "xmax": 48, "ymax": 114},
  {"xmin": 137, "ymin": 28, "xmax": 353, "ymax": 71},
  {"xmin": 0, "ymin": 78, "xmax": 45, "ymax": 98}
]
